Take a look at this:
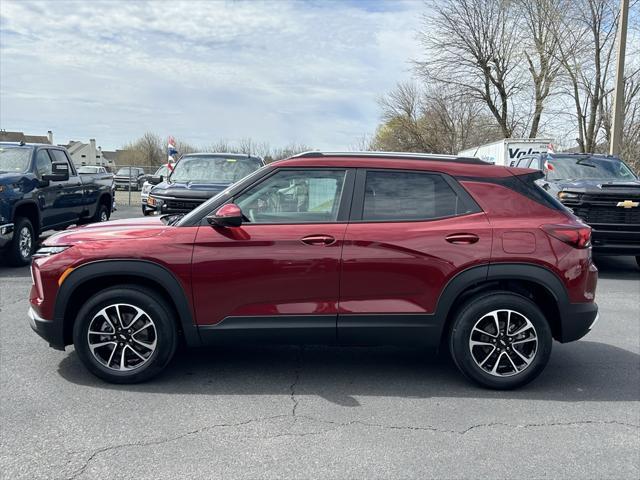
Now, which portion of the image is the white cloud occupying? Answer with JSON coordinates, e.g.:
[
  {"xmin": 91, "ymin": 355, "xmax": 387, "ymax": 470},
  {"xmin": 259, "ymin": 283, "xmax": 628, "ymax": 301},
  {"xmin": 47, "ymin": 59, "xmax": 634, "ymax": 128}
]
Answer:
[{"xmin": 0, "ymin": 0, "xmax": 424, "ymax": 150}]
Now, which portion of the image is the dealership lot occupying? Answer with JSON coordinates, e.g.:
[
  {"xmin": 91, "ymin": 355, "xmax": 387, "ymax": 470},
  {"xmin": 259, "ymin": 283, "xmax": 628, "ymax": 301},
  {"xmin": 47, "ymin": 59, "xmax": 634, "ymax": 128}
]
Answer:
[{"xmin": 0, "ymin": 208, "xmax": 638, "ymax": 479}]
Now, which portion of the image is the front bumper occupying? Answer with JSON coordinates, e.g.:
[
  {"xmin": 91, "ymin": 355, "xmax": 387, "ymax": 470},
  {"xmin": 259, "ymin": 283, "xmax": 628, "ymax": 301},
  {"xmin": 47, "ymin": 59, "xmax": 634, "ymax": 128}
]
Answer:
[
  {"xmin": 28, "ymin": 307, "xmax": 65, "ymax": 351},
  {"xmin": 559, "ymin": 302, "xmax": 599, "ymax": 343},
  {"xmin": 591, "ymin": 227, "xmax": 640, "ymax": 255},
  {"xmin": 0, "ymin": 222, "xmax": 14, "ymax": 249}
]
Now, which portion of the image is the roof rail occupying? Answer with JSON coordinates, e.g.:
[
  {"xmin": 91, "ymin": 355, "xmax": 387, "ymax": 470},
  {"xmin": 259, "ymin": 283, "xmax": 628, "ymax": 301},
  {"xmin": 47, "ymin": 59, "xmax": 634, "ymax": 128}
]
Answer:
[{"xmin": 291, "ymin": 151, "xmax": 489, "ymax": 165}]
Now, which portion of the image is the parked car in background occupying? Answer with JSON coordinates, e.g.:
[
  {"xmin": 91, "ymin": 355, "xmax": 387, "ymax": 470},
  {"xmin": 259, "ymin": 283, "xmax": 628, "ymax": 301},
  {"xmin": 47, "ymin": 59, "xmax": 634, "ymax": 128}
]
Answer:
[
  {"xmin": 515, "ymin": 152, "xmax": 640, "ymax": 267},
  {"xmin": 29, "ymin": 151, "xmax": 598, "ymax": 389},
  {"xmin": 114, "ymin": 166, "xmax": 148, "ymax": 191},
  {"xmin": 147, "ymin": 153, "xmax": 264, "ymax": 214},
  {"xmin": 141, "ymin": 165, "xmax": 170, "ymax": 216},
  {"xmin": 459, "ymin": 138, "xmax": 553, "ymax": 166},
  {"xmin": 77, "ymin": 165, "xmax": 114, "ymax": 188},
  {"xmin": 0, "ymin": 144, "xmax": 113, "ymax": 265}
]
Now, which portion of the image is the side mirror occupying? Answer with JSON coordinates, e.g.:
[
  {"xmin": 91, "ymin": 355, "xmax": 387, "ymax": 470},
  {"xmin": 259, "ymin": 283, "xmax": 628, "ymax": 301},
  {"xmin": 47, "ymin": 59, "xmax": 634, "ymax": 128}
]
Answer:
[
  {"xmin": 207, "ymin": 203, "xmax": 243, "ymax": 228},
  {"xmin": 42, "ymin": 162, "xmax": 69, "ymax": 182},
  {"xmin": 149, "ymin": 175, "xmax": 163, "ymax": 185}
]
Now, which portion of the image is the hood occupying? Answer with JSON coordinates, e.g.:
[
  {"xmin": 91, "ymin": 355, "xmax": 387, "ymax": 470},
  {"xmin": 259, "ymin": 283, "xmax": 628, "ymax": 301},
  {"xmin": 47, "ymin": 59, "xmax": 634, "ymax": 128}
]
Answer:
[
  {"xmin": 549, "ymin": 178, "xmax": 640, "ymax": 196},
  {"xmin": 0, "ymin": 172, "xmax": 29, "ymax": 185},
  {"xmin": 150, "ymin": 180, "xmax": 230, "ymax": 200},
  {"xmin": 43, "ymin": 216, "xmax": 169, "ymax": 246}
]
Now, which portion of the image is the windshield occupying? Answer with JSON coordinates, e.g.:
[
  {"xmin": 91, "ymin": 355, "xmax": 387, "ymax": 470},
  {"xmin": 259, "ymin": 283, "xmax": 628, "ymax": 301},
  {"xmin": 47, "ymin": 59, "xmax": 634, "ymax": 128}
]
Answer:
[
  {"xmin": 116, "ymin": 168, "xmax": 139, "ymax": 176},
  {"xmin": 170, "ymin": 155, "xmax": 262, "ymax": 184},
  {"xmin": 547, "ymin": 155, "xmax": 637, "ymax": 181},
  {"xmin": 154, "ymin": 165, "xmax": 169, "ymax": 177},
  {"xmin": 0, "ymin": 147, "xmax": 32, "ymax": 173},
  {"xmin": 177, "ymin": 164, "xmax": 269, "ymax": 226},
  {"xmin": 78, "ymin": 166, "xmax": 99, "ymax": 173}
]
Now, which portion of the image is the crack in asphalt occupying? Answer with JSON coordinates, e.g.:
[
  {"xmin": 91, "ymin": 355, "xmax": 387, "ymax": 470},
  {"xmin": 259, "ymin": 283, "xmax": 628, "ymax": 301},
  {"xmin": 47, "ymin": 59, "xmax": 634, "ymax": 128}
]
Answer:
[
  {"xmin": 289, "ymin": 346, "xmax": 303, "ymax": 418},
  {"xmin": 64, "ymin": 414, "xmax": 289, "ymax": 480},
  {"xmin": 64, "ymin": 414, "xmax": 639, "ymax": 479}
]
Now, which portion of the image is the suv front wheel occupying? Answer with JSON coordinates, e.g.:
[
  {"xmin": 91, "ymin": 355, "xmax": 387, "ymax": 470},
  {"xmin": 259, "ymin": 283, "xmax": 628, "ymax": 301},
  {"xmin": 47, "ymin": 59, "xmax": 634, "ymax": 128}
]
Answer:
[
  {"xmin": 449, "ymin": 291, "xmax": 552, "ymax": 389},
  {"xmin": 73, "ymin": 285, "xmax": 177, "ymax": 383}
]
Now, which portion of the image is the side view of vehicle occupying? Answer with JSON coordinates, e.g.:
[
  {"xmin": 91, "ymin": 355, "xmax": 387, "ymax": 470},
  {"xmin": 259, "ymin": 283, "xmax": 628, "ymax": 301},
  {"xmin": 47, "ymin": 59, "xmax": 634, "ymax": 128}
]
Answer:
[
  {"xmin": 146, "ymin": 153, "xmax": 264, "ymax": 214},
  {"xmin": 0, "ymin": 144, "xmax": 114, "ymax": 265},
  {"xmin": 515, "ymin": 152, "xmax": 640, "ymax": 267},
  {"xmin": 29, "ymin": 152, "xmax": 598, "ymax": 389}
]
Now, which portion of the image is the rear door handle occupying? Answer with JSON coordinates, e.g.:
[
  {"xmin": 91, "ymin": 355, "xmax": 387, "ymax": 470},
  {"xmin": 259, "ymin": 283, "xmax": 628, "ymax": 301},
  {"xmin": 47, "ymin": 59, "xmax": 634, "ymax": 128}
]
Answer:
[
  {"xmin": 445, "ymin": 233, "xmax": 479, "ymax": 245},
  {"xmin": 301, "ymin": 234, "xmax": 336, "ymax": 246}
]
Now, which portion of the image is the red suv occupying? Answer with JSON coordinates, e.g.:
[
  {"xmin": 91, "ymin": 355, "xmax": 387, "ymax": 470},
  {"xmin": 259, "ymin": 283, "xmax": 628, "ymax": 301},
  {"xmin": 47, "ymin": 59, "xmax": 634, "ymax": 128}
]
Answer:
[{"xmin": 29, "ymin": 152, "xmax": 598, "ymax": 389}]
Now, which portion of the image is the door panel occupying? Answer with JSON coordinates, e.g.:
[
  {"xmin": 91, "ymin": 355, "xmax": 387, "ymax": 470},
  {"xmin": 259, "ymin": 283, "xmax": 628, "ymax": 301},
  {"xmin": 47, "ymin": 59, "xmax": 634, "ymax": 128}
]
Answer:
[
  {"xmin": 192, "ymin": 223, "xmax": 347, "ymax": 323},
  {"xmin": 192, "ymin": 167, "xmax": 355, "ymax": 338},
  {"xmin": 337, "ymin": 169, "xmax": 492, "ymax": 345},
  {"xmin": 339, "ymin": 213, "xmax": 492, "ymax": 315},
  {"xmin": 48, "ymin": 149, "xmax": 83, "ymax": 223}
]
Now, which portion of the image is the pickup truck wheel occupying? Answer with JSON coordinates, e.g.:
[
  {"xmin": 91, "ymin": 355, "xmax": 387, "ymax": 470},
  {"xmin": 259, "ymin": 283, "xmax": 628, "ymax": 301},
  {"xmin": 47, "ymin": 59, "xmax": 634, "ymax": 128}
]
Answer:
[
  {"xmin": 449, "ymin": 291, "xmax": 552, "ymax": 390},
  {"xmin": 6, "ymin": 217, "xmax": 35, "ymax": 266},
  {"xmin": 73, "ymin": 285, "xmax": 177, "ymax": 383},
  {"xmin": 94, "ymin": 204, "xmax": 110, "ymax": 223}
]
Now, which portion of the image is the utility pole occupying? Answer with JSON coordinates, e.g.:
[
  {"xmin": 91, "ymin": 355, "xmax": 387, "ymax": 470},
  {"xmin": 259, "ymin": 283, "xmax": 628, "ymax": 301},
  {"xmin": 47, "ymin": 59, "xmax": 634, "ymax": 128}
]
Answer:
[{"xmin": 609, "ymin": 0, "xmax": 629, "ymax": 156}]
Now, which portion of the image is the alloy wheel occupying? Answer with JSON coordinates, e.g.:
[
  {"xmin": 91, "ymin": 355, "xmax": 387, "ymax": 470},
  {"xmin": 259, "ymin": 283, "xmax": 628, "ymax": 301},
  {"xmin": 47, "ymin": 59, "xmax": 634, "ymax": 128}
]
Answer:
[
  {"xmin": 468, "ymin": 309, "xmax": 538, "ymax": 377},
  {"xmin": 87, "ymin": 303, "xmax": 157, "ymax": 371},
  {"xmin": 18, "ymin": 226, "xmax": 32, "ymax": 259},
  {"xmin": 100, "ymin": 210, "xmax": 109, "ymax": 222}
]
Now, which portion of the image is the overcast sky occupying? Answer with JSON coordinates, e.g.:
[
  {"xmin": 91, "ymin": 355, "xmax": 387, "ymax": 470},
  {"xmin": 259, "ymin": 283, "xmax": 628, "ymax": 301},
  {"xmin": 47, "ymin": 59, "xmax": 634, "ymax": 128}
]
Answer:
[{"xmin": 0, "ymin": 0, "xmax": 424, "ymax": 151}]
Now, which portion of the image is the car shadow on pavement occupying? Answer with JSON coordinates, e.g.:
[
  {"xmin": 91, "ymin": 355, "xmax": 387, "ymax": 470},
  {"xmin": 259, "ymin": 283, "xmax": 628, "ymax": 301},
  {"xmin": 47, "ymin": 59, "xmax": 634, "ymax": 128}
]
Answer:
[
  {"xmin": 594, "ymin": 255, "xmax": 640, "ymax": 279},
  {"xmin": 57, "ymin": 340, "xmax": 639, "ymax": 405}
]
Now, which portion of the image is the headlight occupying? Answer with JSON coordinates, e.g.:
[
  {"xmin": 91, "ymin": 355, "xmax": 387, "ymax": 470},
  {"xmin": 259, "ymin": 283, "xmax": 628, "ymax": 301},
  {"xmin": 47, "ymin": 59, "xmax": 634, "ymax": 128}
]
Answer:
[
  {"xmin": 33, "ymin": 246, "xmax": 71, "ymax": 258},
  {"xmin": 558, "ymin": 192, "xmax": 580, "ymax": 201}
]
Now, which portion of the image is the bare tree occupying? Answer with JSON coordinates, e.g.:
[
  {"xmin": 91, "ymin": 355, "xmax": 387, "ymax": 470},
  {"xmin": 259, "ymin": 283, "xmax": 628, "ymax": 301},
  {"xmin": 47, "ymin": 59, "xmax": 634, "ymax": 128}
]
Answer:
[
  {"xmin": 371, "ymin": 81, "xmax": 501, "ymax": 154},
  {"xmin": 416, "ymin": 0, "xmax": 525, "ymax": 138},
  {"xmin": 120, "ymin": 132, "xmax": 164, "ymax": 167},
  {"xmin": 516, "ymin": 0, "xmax": 565, "ymax": 137},
  {"xmin": 550, "ymin": 0, "xmax": 620, "ymax": 152}
]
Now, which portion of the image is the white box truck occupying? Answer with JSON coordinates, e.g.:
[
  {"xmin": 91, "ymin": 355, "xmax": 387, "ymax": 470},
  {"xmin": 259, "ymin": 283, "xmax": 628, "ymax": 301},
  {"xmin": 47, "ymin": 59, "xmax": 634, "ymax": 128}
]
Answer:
[{"xmin": 459, "ymin": 138, "xmax": 553, "ymax": 166}]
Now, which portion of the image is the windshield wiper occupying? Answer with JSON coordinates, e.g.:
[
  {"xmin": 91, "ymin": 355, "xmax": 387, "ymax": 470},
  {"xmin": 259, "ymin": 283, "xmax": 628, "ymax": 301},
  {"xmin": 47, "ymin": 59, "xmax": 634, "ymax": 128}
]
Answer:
[{"xmin": 576, "ymin": 159, "xmax": 596, "ymax": 168}]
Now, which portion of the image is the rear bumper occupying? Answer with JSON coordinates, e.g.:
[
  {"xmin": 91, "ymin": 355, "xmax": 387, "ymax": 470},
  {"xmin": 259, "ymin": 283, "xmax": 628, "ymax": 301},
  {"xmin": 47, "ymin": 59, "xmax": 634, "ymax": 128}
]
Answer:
[
  {"xmin": 559, "ymin": 301, "xmax": 599, "ymax": 343},
  {"xmin": 0, "ymin": 222, "xmax": 14, "ymax": 249},
  {"xmin": 28, "ymin": 307, "xmax": 65, "ymax": 351}
]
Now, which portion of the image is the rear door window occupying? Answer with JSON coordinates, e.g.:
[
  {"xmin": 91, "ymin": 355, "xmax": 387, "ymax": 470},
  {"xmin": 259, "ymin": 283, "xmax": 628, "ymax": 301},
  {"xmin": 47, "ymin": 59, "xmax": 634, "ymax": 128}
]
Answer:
[{"xmin": 360, "ymin": 171, "xmax": 473, "ymax": 221}]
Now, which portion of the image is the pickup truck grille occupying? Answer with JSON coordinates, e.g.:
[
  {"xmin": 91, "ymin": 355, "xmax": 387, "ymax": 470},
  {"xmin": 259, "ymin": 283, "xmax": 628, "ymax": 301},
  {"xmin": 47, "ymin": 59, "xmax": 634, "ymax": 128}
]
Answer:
[
  {"xmin": 572, "ymin": 205, "xmax": 640, "ymax": 225},
  {"xmin": 164, "ymin": 199, "xmax": 203, "ymax": 211}
]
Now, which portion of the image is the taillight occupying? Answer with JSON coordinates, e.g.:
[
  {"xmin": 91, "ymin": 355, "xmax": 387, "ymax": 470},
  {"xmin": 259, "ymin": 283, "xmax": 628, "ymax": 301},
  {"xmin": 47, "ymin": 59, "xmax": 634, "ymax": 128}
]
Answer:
[{"xmin": 542, "ymin": 224, "xmax": 591, "ymax": 249}]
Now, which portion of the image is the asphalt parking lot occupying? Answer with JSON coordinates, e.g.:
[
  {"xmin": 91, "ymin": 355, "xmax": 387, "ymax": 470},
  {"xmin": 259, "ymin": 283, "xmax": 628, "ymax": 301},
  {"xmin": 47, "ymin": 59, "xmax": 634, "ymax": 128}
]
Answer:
[{"xmin": 0, "ymin": 207, "xmax": 638, "ymax": 479}]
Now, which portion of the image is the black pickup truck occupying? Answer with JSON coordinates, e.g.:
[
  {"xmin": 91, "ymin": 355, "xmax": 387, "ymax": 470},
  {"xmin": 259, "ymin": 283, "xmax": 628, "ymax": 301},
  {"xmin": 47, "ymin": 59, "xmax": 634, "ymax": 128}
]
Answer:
[
  {"xmin": 0, "ymin": 144, "xmax": 114, "ymax": 265},
  {"xmin": 147, "ymin": 153, "xmax": 264, "ymax": 214},
  {"xmin": 515, "ymin": 153, "xmax": 640, "ymax": 267}
]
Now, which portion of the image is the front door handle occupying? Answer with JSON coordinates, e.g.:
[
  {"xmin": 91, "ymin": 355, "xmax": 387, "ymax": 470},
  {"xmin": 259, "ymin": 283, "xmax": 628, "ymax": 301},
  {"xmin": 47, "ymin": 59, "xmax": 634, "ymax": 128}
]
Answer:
[
  {"xmin": 445, "ymin": 233, "xmax": 479, "ymax": 245},
  {"xmin": 301, "ymin": 234, "xmax": 336, "ymax": 246}
]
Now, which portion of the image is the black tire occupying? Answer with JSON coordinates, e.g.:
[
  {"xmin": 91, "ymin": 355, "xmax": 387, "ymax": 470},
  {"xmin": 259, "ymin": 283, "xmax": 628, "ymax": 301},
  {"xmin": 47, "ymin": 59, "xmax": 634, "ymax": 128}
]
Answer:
[
  {"xmin": 142, "ymin": 206, "xmax": 152, "ymax": 216},
  {"xmin": 449, "ymin": 291, "xmax": 552, "ymax": 390},
  {"xmin": 6, "ymin": 217, "xmax": 35, "ymax": 266},
  {"xmin": 73, "ymin": 285, "xmax": 178, "ymax": 383},
  {"xmin": 635, "ymin": 256, "xmax": 640, "ymax": 269},
  {"xmin": 93, "ymin": 203, "xmax": 110, "ymax": 223}
]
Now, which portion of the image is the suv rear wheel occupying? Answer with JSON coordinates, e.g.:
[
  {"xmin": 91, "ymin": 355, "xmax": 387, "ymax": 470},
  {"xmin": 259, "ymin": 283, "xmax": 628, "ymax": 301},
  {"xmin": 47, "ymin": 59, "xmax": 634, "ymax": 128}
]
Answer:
[
  {"xmin": 449, "ymin": 291, "xmax": 552, "ymax": 389},
  {"xmin": 73, "ymin": 285, "xmax": 177, "ymax": 383}
]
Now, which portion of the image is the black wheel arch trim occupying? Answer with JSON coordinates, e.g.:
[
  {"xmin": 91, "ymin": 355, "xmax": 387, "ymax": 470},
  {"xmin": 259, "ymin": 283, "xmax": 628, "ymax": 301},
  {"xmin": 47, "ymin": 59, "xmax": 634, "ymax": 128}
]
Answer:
[
  {"xmin": 12, "ymin": 199, "xmax": 42, "ymax": 231},
  {"xmin": 54, "ymin": 259, "xmax": 201, "ymax": 347},
  {"xmin": 433, "ymin": 262, "xmax": 585, "ymax": 343}
]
